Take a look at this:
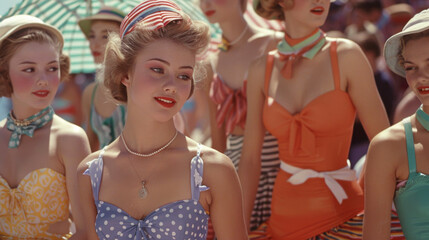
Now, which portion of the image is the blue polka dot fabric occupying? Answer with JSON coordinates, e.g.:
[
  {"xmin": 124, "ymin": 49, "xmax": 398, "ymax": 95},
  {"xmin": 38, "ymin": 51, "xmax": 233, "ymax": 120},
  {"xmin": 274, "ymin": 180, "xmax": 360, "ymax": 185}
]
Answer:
[{"xmin": 84, "ymin": 145, "xmax": 210, "ymax": 240}]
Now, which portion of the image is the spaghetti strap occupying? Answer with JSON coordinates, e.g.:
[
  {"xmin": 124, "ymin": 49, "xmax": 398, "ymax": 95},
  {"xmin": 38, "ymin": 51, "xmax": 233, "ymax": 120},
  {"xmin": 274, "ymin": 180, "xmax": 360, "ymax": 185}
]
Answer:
[
  {"xmin": 329, "ymin": 41, "xmax": 341, "ymax": 90},
  {"xmin": 83, "ymin": 148, "xmax": 106, "ymax": 201},
  {"xmin": 264, "ymin": 51, "xmax": 276, "ymax": 96},
  {"xmin": 403, "ymin": 118, "xmax": 417, "ymax": 174},
  {"xmin": 190, "ymin": 144, "xmax": 209, "ymax": 201}
]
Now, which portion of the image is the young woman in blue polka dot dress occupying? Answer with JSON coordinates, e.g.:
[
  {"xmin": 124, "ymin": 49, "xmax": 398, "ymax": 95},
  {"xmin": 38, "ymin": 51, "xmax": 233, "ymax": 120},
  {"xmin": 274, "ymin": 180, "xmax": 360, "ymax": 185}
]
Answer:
[{"xmin": 76, "ymin": 0, "xmax": 248, "ymax": 239}]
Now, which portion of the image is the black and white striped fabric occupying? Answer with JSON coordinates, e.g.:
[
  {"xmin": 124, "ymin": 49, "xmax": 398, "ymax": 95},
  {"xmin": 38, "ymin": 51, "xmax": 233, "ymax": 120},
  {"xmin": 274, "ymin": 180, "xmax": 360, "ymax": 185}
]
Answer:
[{"xmin": 224, "ymin": 132, "xmax": 280, "ymax": 230}]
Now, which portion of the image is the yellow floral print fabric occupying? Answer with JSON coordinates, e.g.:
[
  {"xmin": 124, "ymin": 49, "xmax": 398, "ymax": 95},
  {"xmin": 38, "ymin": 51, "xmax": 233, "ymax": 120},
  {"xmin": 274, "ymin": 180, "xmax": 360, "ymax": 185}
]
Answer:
[{"xmin": 0, "ymin": 168, "xmax": 69, "ymax": 239}]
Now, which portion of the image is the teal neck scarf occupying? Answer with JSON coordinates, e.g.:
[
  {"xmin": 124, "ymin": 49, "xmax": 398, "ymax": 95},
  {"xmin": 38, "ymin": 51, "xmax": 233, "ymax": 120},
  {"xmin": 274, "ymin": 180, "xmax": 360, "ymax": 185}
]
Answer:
[
  {"xmin": 277, "ymin": 28, "xmax": 326, "ymax": 79},
  {"xmin": 416, "ymin": 105, "xmax": 429, "ymax": 131},
  {"xmin": 6, "ymin": 106, "xmax": 54, "ymax": 148}
]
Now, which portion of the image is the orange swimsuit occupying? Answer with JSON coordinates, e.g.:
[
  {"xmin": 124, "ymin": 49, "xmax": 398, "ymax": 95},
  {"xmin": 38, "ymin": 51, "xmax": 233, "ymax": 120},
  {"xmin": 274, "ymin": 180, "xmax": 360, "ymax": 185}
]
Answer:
[
  {"xmin": 263, "ymin": 42, "xmax": 363, "ymax": 239},
  {"xmin": 0, "ymin": 168, "xmax": 70, "ymax": 239}
]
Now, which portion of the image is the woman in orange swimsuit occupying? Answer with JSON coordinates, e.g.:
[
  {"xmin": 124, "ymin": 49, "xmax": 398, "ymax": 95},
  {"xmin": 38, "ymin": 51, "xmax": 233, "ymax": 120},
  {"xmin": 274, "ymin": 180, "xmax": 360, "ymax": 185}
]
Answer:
[
  {"xmin": 0, "ymin": 15, "xmax": 90, "ymax": 239},
  {"xmin": 238, "ymin": 0, "xmax": 391, "ymax": 239}
]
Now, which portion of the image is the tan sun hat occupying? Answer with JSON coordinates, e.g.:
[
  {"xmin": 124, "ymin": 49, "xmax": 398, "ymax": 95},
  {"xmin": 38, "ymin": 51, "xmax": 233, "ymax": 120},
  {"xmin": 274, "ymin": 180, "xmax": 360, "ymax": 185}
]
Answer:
[
  {"xmin": 384, "ymin": 8, "xmax": 429, "ymax": 78},
  {"xmin": 0, "ymin": 15, "xmax": 63, "ymax": 48},
  {"xmin": 78, "ymin": 6, "xmax": 125, "ymax": 39}
]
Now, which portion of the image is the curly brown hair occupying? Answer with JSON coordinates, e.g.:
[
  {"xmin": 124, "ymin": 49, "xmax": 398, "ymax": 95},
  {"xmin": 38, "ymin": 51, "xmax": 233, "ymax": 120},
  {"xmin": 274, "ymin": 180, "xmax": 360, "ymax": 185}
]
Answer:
[
  {"xmin": 254, "ymin": 0, "xmax": 294, "ymax": 20},
  {"xmin": 0, "ymin": 28, "xmax": 69, "ymax": 97},
  {"xmin": 103, "ymin": 12, "xmax": 210, "ymax": 103}
]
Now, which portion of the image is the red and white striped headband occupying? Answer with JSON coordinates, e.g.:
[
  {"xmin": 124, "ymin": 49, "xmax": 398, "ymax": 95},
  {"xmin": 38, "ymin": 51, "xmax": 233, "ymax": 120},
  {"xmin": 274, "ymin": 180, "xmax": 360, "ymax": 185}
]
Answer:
[{"xmin": 120, "ymin": 0, "xmax": 183, "ymax": 39}]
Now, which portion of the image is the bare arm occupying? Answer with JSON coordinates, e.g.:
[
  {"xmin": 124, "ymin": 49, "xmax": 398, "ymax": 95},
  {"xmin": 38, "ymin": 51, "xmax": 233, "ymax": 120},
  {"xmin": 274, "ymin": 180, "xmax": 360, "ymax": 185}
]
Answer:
[
  {"xmin": 338, "ymin": 39, "xmax": 390, "ymax": 189},
  {"xmin": 81, "ymin": 82, "xmax": 99, "ymax": 152},
  {"xmin": 204, "ymin": 150, "xmax": 248, "ymax": 239},
  {"xmin": 77, "ymin": 153, "xmax": 101, "ymax": 240},
  {"xmin": 202, "ymin": 61, "xmax": 227, "ymax": 152},
  {"xmin": 363, "ymin": 128, "xmax": 403, "ymax": 239},
  {"xmin": 237, "ymin": 57, "xmax": 267, "ymax": 230},
  {"xmin": 58, "ymin": 124, "xmax": 91, "ymax": 239},
  {"xmin": 340, "ymin": 39, "xmax": 390, "ymax": 140}
]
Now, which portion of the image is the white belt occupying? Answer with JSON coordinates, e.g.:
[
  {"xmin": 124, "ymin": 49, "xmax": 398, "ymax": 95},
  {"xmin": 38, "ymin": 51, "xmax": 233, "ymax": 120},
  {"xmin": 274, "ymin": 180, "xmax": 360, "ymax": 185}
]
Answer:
[{"xmin": 280, "ymin": 161, "xmax": 357, "ymax": 204}]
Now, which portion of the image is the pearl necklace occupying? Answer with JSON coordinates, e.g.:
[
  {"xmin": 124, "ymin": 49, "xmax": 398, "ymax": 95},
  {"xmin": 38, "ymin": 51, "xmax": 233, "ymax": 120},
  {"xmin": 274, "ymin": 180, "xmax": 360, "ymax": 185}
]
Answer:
[{"xmin": 121, "ymin": 131, "xmax": 178, "ymax": 157}]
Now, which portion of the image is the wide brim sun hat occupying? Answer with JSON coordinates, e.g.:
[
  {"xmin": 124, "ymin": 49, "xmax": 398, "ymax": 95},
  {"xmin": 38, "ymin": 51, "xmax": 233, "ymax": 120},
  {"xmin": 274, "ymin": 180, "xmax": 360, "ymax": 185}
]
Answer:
[
  {"xmin": 252, "ymin": 0, "xmax": 337, "ymax": 20},
  {"xmin": 78, "ymin": 6, "xmax": 126, "ymax": 39},
  {"xmin": 384, "ymin": 8, "xmax": 429, "ymax": 78},
  {"xmin": 0, "ymin": 15, "xmax": 64, "ymax": 48}
]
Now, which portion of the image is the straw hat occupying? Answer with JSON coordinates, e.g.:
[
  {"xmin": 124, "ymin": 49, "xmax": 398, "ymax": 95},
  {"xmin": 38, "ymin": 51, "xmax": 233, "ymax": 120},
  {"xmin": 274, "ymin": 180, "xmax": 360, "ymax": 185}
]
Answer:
[
  {"xmin": 0, "ymin": 15, "xmax": 63, "ymax": 48},
  {"xmin": 384, "ymin": 9, "xmax": 429, "ymax": 78},
  {"xmin": 78, "ymin": 6, "xmax": 126, "ymax": 39}
]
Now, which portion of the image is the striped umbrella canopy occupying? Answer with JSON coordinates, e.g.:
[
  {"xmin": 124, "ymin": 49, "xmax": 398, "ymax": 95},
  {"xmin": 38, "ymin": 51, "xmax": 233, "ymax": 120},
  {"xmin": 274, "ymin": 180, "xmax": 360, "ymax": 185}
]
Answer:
[{"xmin": 1, "ymin": 0, "xmax": 221, "ymax": 74}]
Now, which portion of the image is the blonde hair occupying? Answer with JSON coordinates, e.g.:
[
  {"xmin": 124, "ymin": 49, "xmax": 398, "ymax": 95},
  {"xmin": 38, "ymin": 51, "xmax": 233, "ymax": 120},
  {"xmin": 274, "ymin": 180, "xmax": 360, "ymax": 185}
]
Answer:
[
  {"xmin": 0, "ymin": 28, "xmax": 69, "ymax": 97},
  {"xmin": 254, "ymin": 0, "xmax": 294, "ymax": 20},
  {"xmin": 103, "ymin": 12, "xmax": 210, "ymax": 103},
  {"xmin": 398, "ymin": 29, "xmax": 429, "ymax": 67}
]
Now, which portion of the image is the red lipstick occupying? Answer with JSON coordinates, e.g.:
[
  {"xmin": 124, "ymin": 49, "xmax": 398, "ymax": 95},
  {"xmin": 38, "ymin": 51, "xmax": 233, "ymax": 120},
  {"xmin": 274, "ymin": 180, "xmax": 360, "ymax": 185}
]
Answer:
[
  {"xmin": 205, "ymin": 10, "xmax": 215, "ymax": 17},
  {"xmin": 155, "ymin": 96, "xmax": 176, "ymax": 108},
  {"xmin": 92, "ymin": 51, "xmax": 101, "ymax": 57},
  {"xmin": 32, "ymin": 90, "xmax": 49, "ymax": 97},
  {"xmin": 310, "ymin": 7, "xmax": 324, "ymax": 15},
  {"xmin": 418, "ymin": 86, "xmax": 429, "ymax": 95}
]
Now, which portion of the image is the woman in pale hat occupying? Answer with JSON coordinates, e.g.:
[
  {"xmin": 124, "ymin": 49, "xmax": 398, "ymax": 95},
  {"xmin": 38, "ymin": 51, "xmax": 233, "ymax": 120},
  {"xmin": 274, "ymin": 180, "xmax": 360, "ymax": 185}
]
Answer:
[
  {"xmin": 364, "ymin": 8, "xmax": 429, "ymax": 240},
  {"xmin": 0, "ymin": 15, "xmax": 90, "ymax": 239},
  {"xmin": 79, "ymin": 6, "xmax": 127, "ymax": 151},
  {"xmin": 199, "ymin": 0, "xmax": 282, "ymax": 232},
  {"xmin": 77, "ymin": 0, "xmax": 248, "ymax": 239},
  {"xmin": 238, "ymin": 0, "xmax": 391, "ymax": 239}
]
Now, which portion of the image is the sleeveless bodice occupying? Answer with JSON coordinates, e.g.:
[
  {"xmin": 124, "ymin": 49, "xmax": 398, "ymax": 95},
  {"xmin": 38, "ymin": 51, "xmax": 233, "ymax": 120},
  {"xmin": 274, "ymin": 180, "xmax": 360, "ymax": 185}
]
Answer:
[
  {"xmin": 90, "ymin": 83, "xmax": 126, "ymax": 149},
  {"xmin": 394, "ymin": 118, "xmax": 429, "ymax": 240},
  {"xmin": 210, "ymin": 74, "xmax": 247, "ymax": 135},
  {"xmin": 0, "ymin": 168, "xmax": 69, "ymax": 239},
  {"xmin": 84, "ymin": 146, "xmax": 209, "ymax": 240},
  {"xmin": 263, "ymin": 41, "xmax": 363, "ymax": 239}
]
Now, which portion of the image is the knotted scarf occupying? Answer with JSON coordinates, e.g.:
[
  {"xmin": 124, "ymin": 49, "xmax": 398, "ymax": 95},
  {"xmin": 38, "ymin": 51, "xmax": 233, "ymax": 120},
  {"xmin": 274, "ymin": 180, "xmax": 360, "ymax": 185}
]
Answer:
[
  {"xmin": 6, "ymin": 106, "xmax": 54, "ymax": 148},
  {"xmin": 277, "ymin": 28, "xmax": 326, "ymax": 79}
]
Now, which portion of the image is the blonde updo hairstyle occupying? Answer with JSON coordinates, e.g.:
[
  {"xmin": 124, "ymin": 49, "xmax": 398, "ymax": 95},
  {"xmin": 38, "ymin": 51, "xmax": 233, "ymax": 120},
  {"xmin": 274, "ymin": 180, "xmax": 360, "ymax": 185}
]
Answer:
[
  {"xmin": 254, "ymin": 0, "xmax": 294, "ymax": 20},
  {"xmin": 103, "ymin": 12, "xmax": 210, "ymax": 103},
  {"xmin": 0, "ymin": 28, "xmax": 70, "ymax": 97}
]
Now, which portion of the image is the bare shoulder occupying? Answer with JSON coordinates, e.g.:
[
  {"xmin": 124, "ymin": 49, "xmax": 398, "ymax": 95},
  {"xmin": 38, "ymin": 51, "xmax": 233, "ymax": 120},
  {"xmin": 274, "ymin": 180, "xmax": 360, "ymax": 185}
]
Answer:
[
  {"xmin": 52, "ymin": 115, "xmax": 87, "ymax": 140},
  {"xmin": 77, "ymin": 150, "xmax": 102, "ymax": 175},
  {"xmin": 82, "ymin": 81, "xmax": 97, "ymax": 97},
  {"xmin": 52, "ymin": 116, "xmax": 90, "ymax": 160},
  {"xmin": 330, "ymin": 37, "xmax": 361, "ymax": 52},
  {"xmin": 368, "ymin": 121, "xmax": 406, "ymax": 162},
  {"xmin": 186, "ymin": 138, "xmax": 236, "ymax": 180}
]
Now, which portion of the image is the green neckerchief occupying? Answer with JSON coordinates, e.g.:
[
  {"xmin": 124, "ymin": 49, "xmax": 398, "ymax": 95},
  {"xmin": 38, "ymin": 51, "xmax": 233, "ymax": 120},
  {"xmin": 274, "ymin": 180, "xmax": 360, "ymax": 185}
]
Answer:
[
  {"xmin": 277, "ymin": 28, "xmax": 326, "ymax": 79},
  {"xmin": 416, "ymin": 104, "xmax": 429, "ymax": 131},
  {"xmin": 6, "ymin": 106, "xmax": 54, "ymax": 148}
]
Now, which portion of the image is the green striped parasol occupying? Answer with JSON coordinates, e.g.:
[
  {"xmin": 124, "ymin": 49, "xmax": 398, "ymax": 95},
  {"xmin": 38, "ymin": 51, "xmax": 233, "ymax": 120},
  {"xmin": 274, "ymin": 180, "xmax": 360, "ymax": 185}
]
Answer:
[{"xmin": 1, "ymin": 0, "xmax": 221, "ymax": 74}]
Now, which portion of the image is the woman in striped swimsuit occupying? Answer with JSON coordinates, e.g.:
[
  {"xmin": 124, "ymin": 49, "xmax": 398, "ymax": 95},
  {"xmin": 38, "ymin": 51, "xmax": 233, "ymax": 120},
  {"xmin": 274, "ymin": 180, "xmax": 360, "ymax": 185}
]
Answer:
[{"xmin": 199, "ymin": 0, "xmax": 283, "ymax": 231}]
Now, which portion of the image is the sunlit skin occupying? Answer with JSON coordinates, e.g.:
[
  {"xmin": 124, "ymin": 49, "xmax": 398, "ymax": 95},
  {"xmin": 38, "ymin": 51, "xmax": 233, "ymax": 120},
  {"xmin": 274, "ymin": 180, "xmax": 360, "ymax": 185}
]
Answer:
[
  {"xmin": 77, "ymin": 37, "xmax": 248, "ymax": 240},
  {"xmin": 199, "ymin": 0, "xmax": 235, "ymax": 23},
  {"xmin": 403, "ymin": 36, "xmax": 429, "ymax": 105},
  {"xmin": 81, "ymin": 20, "xmax": 122, "ymax": 151},
  {"xmin": 0, "ymin": 36, "xmax": 90, "ymax": 239},
  {"xmin": 122, "ymin": 39, "xmax": 194, "ymax": 123},
  {"xmin": 8, "ymin": 41, "xmax": 60, "ymax": 118},
  {"xmin": 283, "ymin": 0, "xmax": 331, "ymax": 38},
  {"xmin": 363, "ymin": 35, "xmax": 429, "ymax": 239},
  {"xmin": 238, "ymin": 0, "xmax": 390, "ymax": 232},
  {"xmin": 89, "ymin": 20, "xmax": 120, "ymax": 64}
]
